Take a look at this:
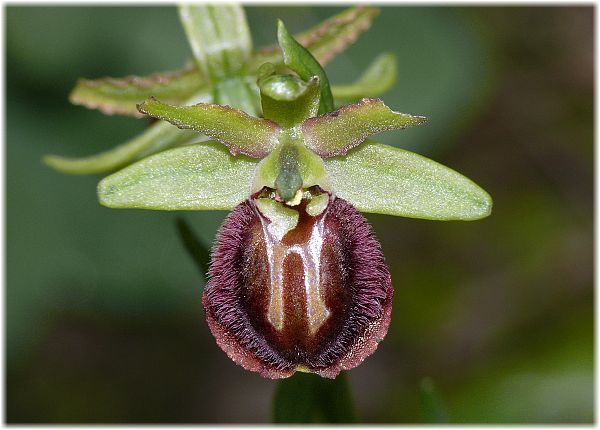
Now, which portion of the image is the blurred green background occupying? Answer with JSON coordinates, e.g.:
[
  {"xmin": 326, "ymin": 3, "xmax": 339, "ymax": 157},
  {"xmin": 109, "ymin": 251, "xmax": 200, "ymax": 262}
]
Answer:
[{"xmin": 6, "ymin": 5, "xmax": 593, "ymax": 424}]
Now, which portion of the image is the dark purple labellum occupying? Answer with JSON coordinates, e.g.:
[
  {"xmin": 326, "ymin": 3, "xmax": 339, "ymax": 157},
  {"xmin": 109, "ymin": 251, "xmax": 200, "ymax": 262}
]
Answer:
[{"xmin": 203, "ymin": 195, "xmax": 393, "ymax": 379}]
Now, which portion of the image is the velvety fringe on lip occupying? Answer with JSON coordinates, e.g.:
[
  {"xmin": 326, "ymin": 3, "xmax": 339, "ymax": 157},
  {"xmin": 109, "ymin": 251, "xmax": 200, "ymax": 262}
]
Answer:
[{"xmin": 203, "ymin": 197, "xmax": 393, "ymax": 379}]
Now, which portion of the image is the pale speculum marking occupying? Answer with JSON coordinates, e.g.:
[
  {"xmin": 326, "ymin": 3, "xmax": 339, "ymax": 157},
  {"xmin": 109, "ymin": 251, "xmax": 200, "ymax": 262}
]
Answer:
[{"xmin": 259, "ymin": 208, "xmax": 331, "ymax": 335}]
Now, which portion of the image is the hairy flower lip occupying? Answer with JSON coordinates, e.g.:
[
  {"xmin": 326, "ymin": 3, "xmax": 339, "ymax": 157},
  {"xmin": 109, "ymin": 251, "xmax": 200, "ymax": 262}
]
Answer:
[{"xmin": 203, "ymin": 196, "xmax": 393, "ymax": 379}]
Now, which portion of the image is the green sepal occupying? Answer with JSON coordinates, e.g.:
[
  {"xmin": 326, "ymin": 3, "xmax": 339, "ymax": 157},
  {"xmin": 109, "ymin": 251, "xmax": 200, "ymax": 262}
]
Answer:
[
  {"xmin": 98, "ymin": 141, "xmax": 258, "ymax": 210},
  {"xmin": 43, "ymin": 120, "xmax": 200, "ymax": 175},
  {"xmin": 331, "ymin": 53, "xmax": 397, "ymax": 102},
  {"xmin": 324, "ymin": 140, "xmax": 492, "ymax": 220},
  {"xmin": 138, "ymin": 97, "xmax": 281, "ymax": 158},
  {"xmin": 179, "ymin": 4, "xmax": 252, "ymax": 81},
  {"xmin": 68, "ymin": 67, "xmax": 208, "ymax": 117},
  {"xmin": 259, "ymin": 71, "xmax": 320, "ymax": 128},
  {"xmin": 302, "ymin": 98, "xmax": 427, "ymax": 157},
  {"xmin": 277, "ymin": 20, "xmax": 334, "ymax": 115}
]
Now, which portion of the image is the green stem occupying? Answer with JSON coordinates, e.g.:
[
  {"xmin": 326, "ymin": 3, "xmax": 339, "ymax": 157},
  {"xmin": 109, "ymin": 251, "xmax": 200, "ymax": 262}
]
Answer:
[
  {"xmin": 213, "ymin": 76, "xmax": 261, "ymax": 117},
  {"xmin": 273, "ymin": 372, "xmax": 358, "ymax": 423}
]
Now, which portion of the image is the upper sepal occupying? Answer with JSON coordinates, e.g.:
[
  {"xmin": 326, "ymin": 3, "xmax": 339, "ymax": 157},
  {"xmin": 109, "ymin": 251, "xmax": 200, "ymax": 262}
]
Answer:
[
  {"xmin": 258, "ymin": 68, "xmax": 320, "ymax": 128},
  {"xmin": 277, "ymin": 20, "xmax": 334, "ymax": 115},
  {"xmin": 302, "ymin": 98, "xmax": 427, "ymax": 157}
]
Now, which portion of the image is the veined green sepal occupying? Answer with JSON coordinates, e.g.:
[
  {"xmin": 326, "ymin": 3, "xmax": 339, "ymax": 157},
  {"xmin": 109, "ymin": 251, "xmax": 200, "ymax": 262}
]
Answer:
[
  {"xmin": 324, "ymin": 140, "xmax": 492, "ymax": 220},
  {"xmin": 68, "ymin": 67, "xmax": 209, "ymax": 117},
  {"xmin": 98, "ymin": 141, "xmax": 259, "ymax": 210}
]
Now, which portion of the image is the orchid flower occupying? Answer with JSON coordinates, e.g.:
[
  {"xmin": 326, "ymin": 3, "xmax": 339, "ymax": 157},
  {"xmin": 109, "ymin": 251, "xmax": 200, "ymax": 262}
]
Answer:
[{"xmin": 46, "ymin": 5, "xmax": 492, "ymax": 379}]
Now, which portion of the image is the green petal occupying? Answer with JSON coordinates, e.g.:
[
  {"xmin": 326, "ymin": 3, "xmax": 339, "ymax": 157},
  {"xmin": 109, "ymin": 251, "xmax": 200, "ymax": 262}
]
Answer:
[
  {"xmin": 179, "ymin": 4, "xmax": 252, "ymax": 80},
  {"xmin": 138, "ymin": 97, "xmax": 280, "ymax": 158},
  {"xmin": 250, "ymin": 6, "xmax": 379, "ymax": 70},
  {"xmin": 98, "ymin": 141, "xmax": 258, "ymax": 210},
  {"xmin": 277, "ymin": 20, "xmax": 334, "ymax": 115},
  {"xmin": 303, "ymin": 98, "xmax": 427, "ymax": 157},
  {"xmin": 69, "ymin": 67, "xmax": 207, "ymax": 117},
  {"xmin": 331, "ymin": 53, "xmax": 397, "ymax": 101},
  {"xmin": 324, "ymin": 141, "xmax": 492, "ymax": 220},
  {"xmin": 43, "ymin": 120, "xmax": 200, "ymax": 175}
]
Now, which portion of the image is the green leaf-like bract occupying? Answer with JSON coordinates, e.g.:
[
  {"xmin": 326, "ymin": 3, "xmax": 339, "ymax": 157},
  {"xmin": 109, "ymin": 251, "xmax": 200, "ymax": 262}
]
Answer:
[
  {"xmin": 97, "ymin": 141, "xmax": 258, "ymax": 210},
  {"xmin": 251, "ymin": 6, "xmax": 379, "ymax": 71},
  {"xmin": 324, "ymin": 141, "xmax": 492, "ymax": 220},
  {"xmin": 330, "ymin": 53, "xmax": 397, "ymax": 102},
  {"xmin": 138, "ymin": 97, "xmax": 280, "ymax": 158},
  {"xmin": 43, "ymin": 120, "xmax": 201, "ymax": 175},
  {"xmin": 53, "ymin": 6, "xmax": 378, "ymax": 176},
  {"xmin": 302, "ymin": 98, "xmax": 427, "ymax": 157},
  {"xmin": 69, "ymin": 67, "xmax": 209, "ymax": 117},
  {"xmin": 179, "ymin": 4, "xmax": 252, "ymax": 80},
  {"xmin": 70, "ymin": 7, "xmax": 378, "ymax": 119}
]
